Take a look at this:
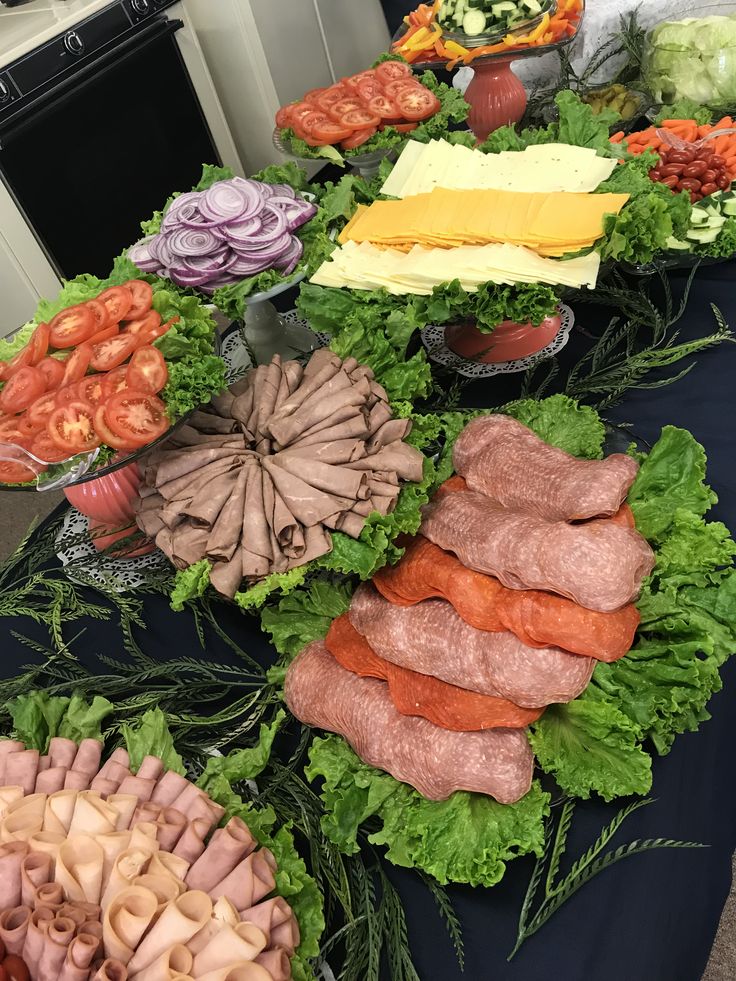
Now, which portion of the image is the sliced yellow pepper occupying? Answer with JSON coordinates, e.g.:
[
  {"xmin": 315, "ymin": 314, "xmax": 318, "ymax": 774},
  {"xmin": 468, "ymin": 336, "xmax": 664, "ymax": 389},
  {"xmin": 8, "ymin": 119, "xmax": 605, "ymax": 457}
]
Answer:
[
  {"xmin": 403, "ymin": 26, "xmax": 432, "ymax": 50},
  {"xmin": 444, "ymin": 39, "xmax": 470, "ymax": 57}
]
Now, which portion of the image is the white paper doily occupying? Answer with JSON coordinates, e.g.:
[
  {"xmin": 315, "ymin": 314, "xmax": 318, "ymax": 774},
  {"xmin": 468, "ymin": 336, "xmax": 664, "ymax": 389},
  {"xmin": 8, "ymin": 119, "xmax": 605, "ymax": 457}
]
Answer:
[
  {"xmin": 220, "ymin": 312, "xmax": 328, "ymax": 380},
  {"xmin": 57, "ymin": 508, "xmax": 169, "ymax": 592},
  {"xmin": 421, "ymin": 303, "xmax": 574, "ymax": 378}
]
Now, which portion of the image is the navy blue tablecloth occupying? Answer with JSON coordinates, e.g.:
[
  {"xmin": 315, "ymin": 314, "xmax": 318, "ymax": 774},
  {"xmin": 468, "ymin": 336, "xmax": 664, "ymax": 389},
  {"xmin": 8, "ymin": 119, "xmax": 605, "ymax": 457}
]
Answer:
[{"xmin": 2, "ymin": 263, "xmax": 735, "ymax": 981}]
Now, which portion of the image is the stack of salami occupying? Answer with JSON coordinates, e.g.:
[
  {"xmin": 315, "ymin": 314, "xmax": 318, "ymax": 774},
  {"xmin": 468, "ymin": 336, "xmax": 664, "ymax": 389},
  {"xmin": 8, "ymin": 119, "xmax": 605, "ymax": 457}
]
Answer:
[{"xmin": 285, "ymin": 415, "xmax": 655, "ymax": 805}]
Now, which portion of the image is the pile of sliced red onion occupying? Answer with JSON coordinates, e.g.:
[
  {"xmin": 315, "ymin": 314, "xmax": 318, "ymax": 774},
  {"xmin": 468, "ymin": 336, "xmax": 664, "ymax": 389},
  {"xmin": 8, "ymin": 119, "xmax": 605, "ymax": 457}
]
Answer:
[{"xmin": 129, "ymin": 177, "xmax": 317, "ymax": 294}]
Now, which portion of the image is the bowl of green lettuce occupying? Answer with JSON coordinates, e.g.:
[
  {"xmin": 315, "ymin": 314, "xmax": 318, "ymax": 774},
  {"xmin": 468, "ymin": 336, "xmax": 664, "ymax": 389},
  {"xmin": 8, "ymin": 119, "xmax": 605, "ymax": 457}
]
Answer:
[{"xmin": 646, "ymin": 9, "xmax": 736, "ymax": 105}]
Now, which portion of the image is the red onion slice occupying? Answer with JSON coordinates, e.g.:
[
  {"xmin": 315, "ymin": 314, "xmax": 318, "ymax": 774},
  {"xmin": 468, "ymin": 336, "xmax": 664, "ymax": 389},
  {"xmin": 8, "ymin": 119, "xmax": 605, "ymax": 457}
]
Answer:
[{"xmin": 167, "ymin": 227, "xmax": 223, "ymax": 257}]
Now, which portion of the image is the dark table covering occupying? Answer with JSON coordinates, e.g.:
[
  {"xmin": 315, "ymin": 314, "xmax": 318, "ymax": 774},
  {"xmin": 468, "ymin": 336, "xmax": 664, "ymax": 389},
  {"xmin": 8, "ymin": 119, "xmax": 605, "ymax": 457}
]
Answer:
[{"xmin": 2, "ymin": 263, "xmax": 735, "ymax": 981}]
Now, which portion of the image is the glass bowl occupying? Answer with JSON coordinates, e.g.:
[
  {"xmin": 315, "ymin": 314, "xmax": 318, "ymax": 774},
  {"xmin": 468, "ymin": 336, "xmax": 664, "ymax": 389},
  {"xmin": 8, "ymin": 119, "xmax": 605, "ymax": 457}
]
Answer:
[
  {"xmin": 439, "ymin": 0, "xmax": 557, "ymax": 49},
  {"xmin": 644, "ymin": 4, "xmax": 736, "ymax": 106}
]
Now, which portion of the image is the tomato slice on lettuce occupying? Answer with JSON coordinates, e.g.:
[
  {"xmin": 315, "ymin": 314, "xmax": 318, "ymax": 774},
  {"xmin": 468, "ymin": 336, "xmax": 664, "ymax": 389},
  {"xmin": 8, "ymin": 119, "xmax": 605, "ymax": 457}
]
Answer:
[
  {"xmin": 96, "ymin": 286, "xmax": 133, "ymax": 324},
  {"xmin": 61, "ymin": 342, "xmax": 93, "ymax": 387},
  {"xmin": 0, "ymin": 366, "xmax": 46, "ymax": 414},
  {"xmin": 356, "ymin": 78, "xmax": 383, "ymax": 103},
  {"xmin": 18, "ymin": 413, "xmax": 44, "ymax": 438},
  {"xmin": 49, "ymin": 304, "xmax": 95, "ymax": 349},
  {"xmin": 311, "ymin": 120, "xmax": 355, "ymax": 144},
  {"xmin": 376, "ymin": 61, "xmax": 412, "ymax": 85},
  {"xmin": 123, "ymin": 310, "xmax": 161, "ymax": 338},
  {"xmin": 27, "ymin": 390, "xmax": 59, "ymax": 427},
  {"xmin": 124, "ymin": 279, "xmax": 154, "ymax": 320},
  {"xmin": 392, "ymin": 121, "xmax": 419, "ymax": 133},
  {"xmin": 76, "ymin": 374, "xmax": 106, "ymax": 407},
  {"xmin": 30, "ymin": 429, "xmax": 73, "ymax": 464},
  {"xmin": 55, "ymin": 383, "xmax": 83, "ymax": 407},
  {"xmin": 141, "ymin": 315, "xmax": 177, "ymax": 345},
  {"xmin": 384, "ymin": 78, "xmax": 424, "ymax": 98},
  {"xmin": 275, "ymin": 105, "xmax": 294, "ymax": 129},
  {"xmin": 101, "ymin": 365, "xmax": 129, "ymax": 399},
  {"xmin": 26, "ymin": 323, "xmax": 50, "ymax": 365},
  {"xmin": 125, "ymin": 345, "xmax": 168, "ymax": 395},
  {"xmin": 0, "ymin": 416, "xmax": 28, "ymax": 446},
  {"xmin": 37, "ymin": 356, "xmax": 66, "ymax": 391},
  {"xmin": 90, "ymin": 334, "xmax": 137, "ymax": 372},
  {"xmin": 304, "ymin": 87, "xmax": 328, "ymax": 104},
  {"xmin": 0, "ymin": 459, "xmax": 39, "ymax": 484},
  {"xmin": 86, "ymin": 299, "xmax": 109, "ymax": 332},
  {"xmin": 47, "ymin": 400, "xmax": 99, "ymax": 454},
  {"xmin": 93, "ymin": 404, "xmax": 139, "ymax": 452},
  {"xmin": 316, "ymin": 87, "xmax": 348, "ymax": 112},
  {"xmin": 340, "ymin": 108, "xmax": 381, "ymax": 130},
  {"xmin": 342, "ymin": 127, "xmax": 378, "ymax": 150},
  {"xmin": 367, "ymin": 94, "xmax": 401, "ymax": 120},
  {"xmin": 88, "ymin": 323, "xmax": 119, "ymax": 346},
  {"xmin": 395, "ymin": 86, "xmax": 441, "ymax": 121},
  {"xmin": 104, "ymin": 389, "xmax": 169, "ymax": 448},
  {"xmin": 343, "ymin": 70, "xmax": 376, "ymax": 90},
  {"xmin": 300, "ymin": 111, "xmax": 332, "ymax": 138},
  {"xmin": 6, "ymin": 346, "xmax": 34, "ymax": 376}
]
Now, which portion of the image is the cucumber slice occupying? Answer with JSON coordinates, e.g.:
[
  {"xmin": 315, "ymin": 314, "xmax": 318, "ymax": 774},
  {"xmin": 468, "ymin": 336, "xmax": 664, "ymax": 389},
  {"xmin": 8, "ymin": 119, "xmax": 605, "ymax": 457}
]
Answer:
[
  {"xmin": 722, "ymin": 198, "xmax": 736, "ymax": 216},
  {"xmin": 462, "ymin": 8, "xmax": 487, "ymax": 33},
  {"xmin": 491, "ymin": 1, "xmax": 517, "ymax": 15},
  {"xmin": 686, "ymin": 226, "xmax": 720, "ymax": 243},
  {"xmin": 690, "ymin": 208, "xmax": 709, "ymax": 226},
  {"xmin": 666, "ymin": 236, "xmax": 690, "ymax": 251},
  {"xmin": 521, "ymin": 0, "xmax": 542, "ymax": 13},
  {"xmin": 706, "ymin": 215, "xmax": 726, "ymax": 228}
]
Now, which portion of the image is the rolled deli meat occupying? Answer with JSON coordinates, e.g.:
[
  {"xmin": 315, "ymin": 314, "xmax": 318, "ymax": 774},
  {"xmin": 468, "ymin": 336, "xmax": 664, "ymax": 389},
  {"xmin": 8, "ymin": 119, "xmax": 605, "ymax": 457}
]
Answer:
[
  {"xmin": 452, "ymin": 415, "xmax": 640, "ymax": 521},
  {"xmin": 284, "ymin": 641, "xmax": 534, "ymax": 803},
  {"xmin": 349, "ymin": 584, "xmax": 594, "ymax": 708},
  {"xmin": 420, "ymin": 489, "xmax": 654, "ymax": 612}
]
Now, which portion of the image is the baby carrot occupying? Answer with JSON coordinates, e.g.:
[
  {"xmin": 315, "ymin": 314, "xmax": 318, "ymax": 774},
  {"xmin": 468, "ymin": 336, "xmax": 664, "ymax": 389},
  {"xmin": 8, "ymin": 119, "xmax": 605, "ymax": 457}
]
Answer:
[{"xmin": 610, "ymin": 131, "xmax": 625, "ymax": 144}]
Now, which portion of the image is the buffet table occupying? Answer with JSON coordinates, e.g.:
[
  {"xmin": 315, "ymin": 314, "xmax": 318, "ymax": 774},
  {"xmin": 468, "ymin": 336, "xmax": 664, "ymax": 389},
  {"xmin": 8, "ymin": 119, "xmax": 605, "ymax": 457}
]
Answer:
[{"xmin": 0, "ymin": 261, "xmax": 733, "ymax": 980}]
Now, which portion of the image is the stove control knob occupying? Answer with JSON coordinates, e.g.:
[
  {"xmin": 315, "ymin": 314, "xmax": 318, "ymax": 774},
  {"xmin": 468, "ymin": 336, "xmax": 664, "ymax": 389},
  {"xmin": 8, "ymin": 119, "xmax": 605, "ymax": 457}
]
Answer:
[
  {"xmin": 132, "ymin": 0, "xmax": 150, "ymax": 13},
  {"xmin": 63, "ymin": 31, "xmax": 85, "ymax": 56},
  {"xmin": 0, "ymin": 81, "xmax": 10, "ymax": 105}
]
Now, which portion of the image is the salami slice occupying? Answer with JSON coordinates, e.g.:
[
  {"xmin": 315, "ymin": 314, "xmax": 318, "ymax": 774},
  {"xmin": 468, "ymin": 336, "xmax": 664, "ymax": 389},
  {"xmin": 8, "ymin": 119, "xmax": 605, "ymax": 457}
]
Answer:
[
  {"xmin": 420, "ymin": 489, "xmax": 654, "ymax": 612},
  {"xmin": 453, "ymin": 415, "xmax": 639, "ymax": 521},
  {"xmin": 284, "ymin": 641, "xmax": 534, "ymax": 803}
]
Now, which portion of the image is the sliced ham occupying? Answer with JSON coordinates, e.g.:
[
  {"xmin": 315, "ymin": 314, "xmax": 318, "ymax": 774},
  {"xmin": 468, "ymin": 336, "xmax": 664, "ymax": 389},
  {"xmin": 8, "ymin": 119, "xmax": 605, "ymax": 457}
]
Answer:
[
  {"xmin": 326, "ymin": 614, "xmax": 542, "ymax": 729},
  {"xmin": 284, "ymin": 641, "xmax": 534, "ymax": 803},
  {"xmin": 453, "ymin": 414, "xmax": 639, "ymax": 521},
  {"xmin": 349, "ymin": 584, "xmax": 594, "ymax": 708},
  {"xmin": 373, "ymin": 536, "xmax": 639, "ymax": 661},
  {"xmin": 420, "ymin": 489, "xmax": 654, "ymax": 612}
]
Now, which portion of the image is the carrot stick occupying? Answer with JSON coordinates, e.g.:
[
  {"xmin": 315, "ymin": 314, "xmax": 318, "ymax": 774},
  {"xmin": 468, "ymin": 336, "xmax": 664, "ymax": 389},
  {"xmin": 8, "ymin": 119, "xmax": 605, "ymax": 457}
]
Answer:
[
  {"xmin": 714, "ymin": 116, "xmax": 733, "ymax": 129},
  {"xmin": 661, "ymin": 118, "xmax": 694, "ymax": 129},
  {"xmin": 610, "ymin": 131, "xmax": 625, "ymax": 144},
  {"xmin": 697, "ymin": 124, "xmax": 714, "ymax": 138}
]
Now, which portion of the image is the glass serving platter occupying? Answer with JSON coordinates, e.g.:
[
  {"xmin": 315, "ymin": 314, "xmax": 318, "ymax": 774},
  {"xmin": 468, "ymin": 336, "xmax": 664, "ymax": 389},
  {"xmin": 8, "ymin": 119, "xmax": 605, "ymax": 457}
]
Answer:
[{"xmin": 439, "ymin": 0, "xmax": 558, "ymax": 49}]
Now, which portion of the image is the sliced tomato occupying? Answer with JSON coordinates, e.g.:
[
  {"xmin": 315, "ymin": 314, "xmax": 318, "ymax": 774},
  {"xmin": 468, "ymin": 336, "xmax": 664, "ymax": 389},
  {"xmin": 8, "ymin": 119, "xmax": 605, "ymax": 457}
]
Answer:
[
  {"xmin": 343, "ymin": 70, "xmax": 376, "ymax": 90},
  {"xmin": 342, "ymin": 127, "xmax": 378, "ymax": 150},
  {"xmin": 395, "ymin": 86, "xmax": 440, "ymax": 121},
  {"xmin": 30, "ymin": 430, "xmax": 73, "ymax": 464},
  {"xmin": 316, "ymin": 86, "xmax": 348, "ymax": 111},
  {"xmin": 18, "ymin": 413, "xmax": 43, "ymax": 438},
  {"xmin": 101, "ymin": 365, "xmax": 130, "ymax": 398},
  {"xmin": 37, "ymin": 356, "xmax": 66, "ymax": 391},
  {"xmin": 376, "ymin": 60, "xmax": 412, "ymax": 85},
  {"xmin": 89, "ymin": 334, "xmax": 137, "ymax": 372},
  {"xmin": 340, "ymin": 108, "xmax": 381, "ymax": 130},
  {"xmin": 75, "ymin": 374, "xmax": 107, "ymax": 407},
  {"xmin": 356, "ymin": 78, "xmax": 384, "ymax": 103},
  {"xmin": 392, "ymin": 121, "xmax": 419, "ymax": 133},
  {"xmin": 125, "ymin": 279, "xmax": 154, "ymax": 319},
  {"xmin": 125, "ymin": 345, "xmax": 168, "ymax": 395},
  {"xmin": 55, "ymin": 383, "xmax": 83, "ymax": 407},
  {"xmin": 104, "ymin": 389, "xmax": 169, "ymax": 448},
  {"xmin": 0, "ymin": 460, "xmax": 39, "ymax": 484},
  {"xmin": 304, "ymin": 87, "xmax": 328, "ymax": 104},
  {"xmin": 93, "ymin": 403, "xmax": 139, "ymax": 452},
  {"xmin": 328, "ymin": 99, "xmax": 364, "ymax": 122},
  {"xmin": 48, "ymin": 304, "xmax": 95, "ymax": 349},
  {"xmin": 27, "ymin": 323, "xmax": 50, "ymax": 365},
  {"xmin": 310, "ymin": 120, "xmax": 355, "ymax": 144},
  {"xmin": 27, "ymin": 391, "xmax": 60, "ymax": 427},
  {"xmin": 288, "ymin": 102, "xmax": 316, "ymax": 126},
  {"xmin": 0, "ymin": 363, "xmax": 8, "ymax": 382},
  {"xmin": 0, "ymin": 366, "xmax": 46, "ymax": 414},
  {"xmin": 88, "ymin": 323, "xmax": 119, "ymax": 346},
  {"xmin": 122, "ymin": 310, "xmax": 161, "ymax": 338},
  {"xmin": 86, "ymin": 299, "xmax": 109, "ymax": 332},
  {"xmin": 0, "ymin": 416, "xmax": 27, "ymax": 445},
  {"xmin": 61, "ymin": 342, "xmax": 93, "ymax": 387},
  {"xmin": 300, "ymin": 110, "xmax": 332, "ymax": 138},
  {"xmin": 47, "ymin": 400, "xmax": 99, "ymax": 454},
  {"xmin": 275, "ymin": 105, "xmax": 294, "ymax": 129},
  {"xmin": 96, "ymin": 286, "xmax": 133, "ymax": 324},
  {"xmin": 367, "ymin": 94, "xmax": 401, "ymax": 120},
  {"xmin": 6, "ymin": 346, "xmax": 33, "ymax": 375},
  {"xmin": 141, "ymin": 316, "xmax": 177, "ymax": 346},
  {"xmin": 384, "ymin": 78, "xmax": 423, "ymax": 98}
]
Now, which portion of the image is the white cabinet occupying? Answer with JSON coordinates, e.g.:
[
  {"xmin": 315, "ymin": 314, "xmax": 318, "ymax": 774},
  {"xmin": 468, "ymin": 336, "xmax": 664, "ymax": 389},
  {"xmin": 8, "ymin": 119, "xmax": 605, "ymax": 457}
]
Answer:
[{"xmin": 182, "ymin": 0, "xmax": 391, "ymax": 174}]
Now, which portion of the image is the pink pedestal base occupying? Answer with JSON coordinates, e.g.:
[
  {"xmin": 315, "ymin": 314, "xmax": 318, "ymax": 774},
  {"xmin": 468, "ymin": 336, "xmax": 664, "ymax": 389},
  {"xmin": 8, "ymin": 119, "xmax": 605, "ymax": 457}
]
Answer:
[
  {"xmin": 64, "ymin": 461, "xmax": 155, "ymax": 557},
  {"xmin": 464, "ymin": 57, "xmax": 528, "ymax": 142}
]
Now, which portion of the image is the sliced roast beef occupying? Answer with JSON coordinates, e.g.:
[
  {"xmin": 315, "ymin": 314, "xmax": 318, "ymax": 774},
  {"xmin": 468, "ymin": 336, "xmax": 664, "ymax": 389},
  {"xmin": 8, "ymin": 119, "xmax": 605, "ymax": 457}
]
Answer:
[
  {"xmin": 453, "ymin": 415, "xmax": 639, "ymax": 521},
  {"xmin": 420, "ymin": 490, "xmax": 654, "ymax": 612},
  {"xmin": 284, "ymin": 641, "xmax": 534, "ymax": 803},
  {"xmin": 349, "ymin": 584, "xmax": 594, "ymax": 708}
]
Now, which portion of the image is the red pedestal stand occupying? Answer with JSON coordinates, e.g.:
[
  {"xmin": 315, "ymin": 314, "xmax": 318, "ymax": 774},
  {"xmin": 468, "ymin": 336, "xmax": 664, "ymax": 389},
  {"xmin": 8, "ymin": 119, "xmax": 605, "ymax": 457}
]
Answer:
[{"xmin": 465, "ymin": 57, "xmax": 528, "ymax": 142}]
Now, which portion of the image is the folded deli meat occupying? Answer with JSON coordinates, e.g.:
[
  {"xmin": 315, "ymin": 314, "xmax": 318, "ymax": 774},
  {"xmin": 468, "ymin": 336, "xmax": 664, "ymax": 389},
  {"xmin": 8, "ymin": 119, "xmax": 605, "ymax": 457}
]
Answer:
[
  {"xmin": 136, "ymin": 349, "xmax": 424, "ymax": 598},
  {"xmin": 0, "ymin": 738, "xmax": 298, "ymax": 980},
  {"xmin": 285, "ymin": 414, "xmax": 654, "ymax": 806}
]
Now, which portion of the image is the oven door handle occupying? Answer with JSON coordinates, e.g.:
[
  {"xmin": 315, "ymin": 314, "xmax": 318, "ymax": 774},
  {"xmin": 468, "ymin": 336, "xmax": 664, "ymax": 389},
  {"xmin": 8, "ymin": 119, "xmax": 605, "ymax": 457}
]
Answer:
[{"xmin": 0, "ymin": 17, "xmax": 184, "ymax": 148}]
